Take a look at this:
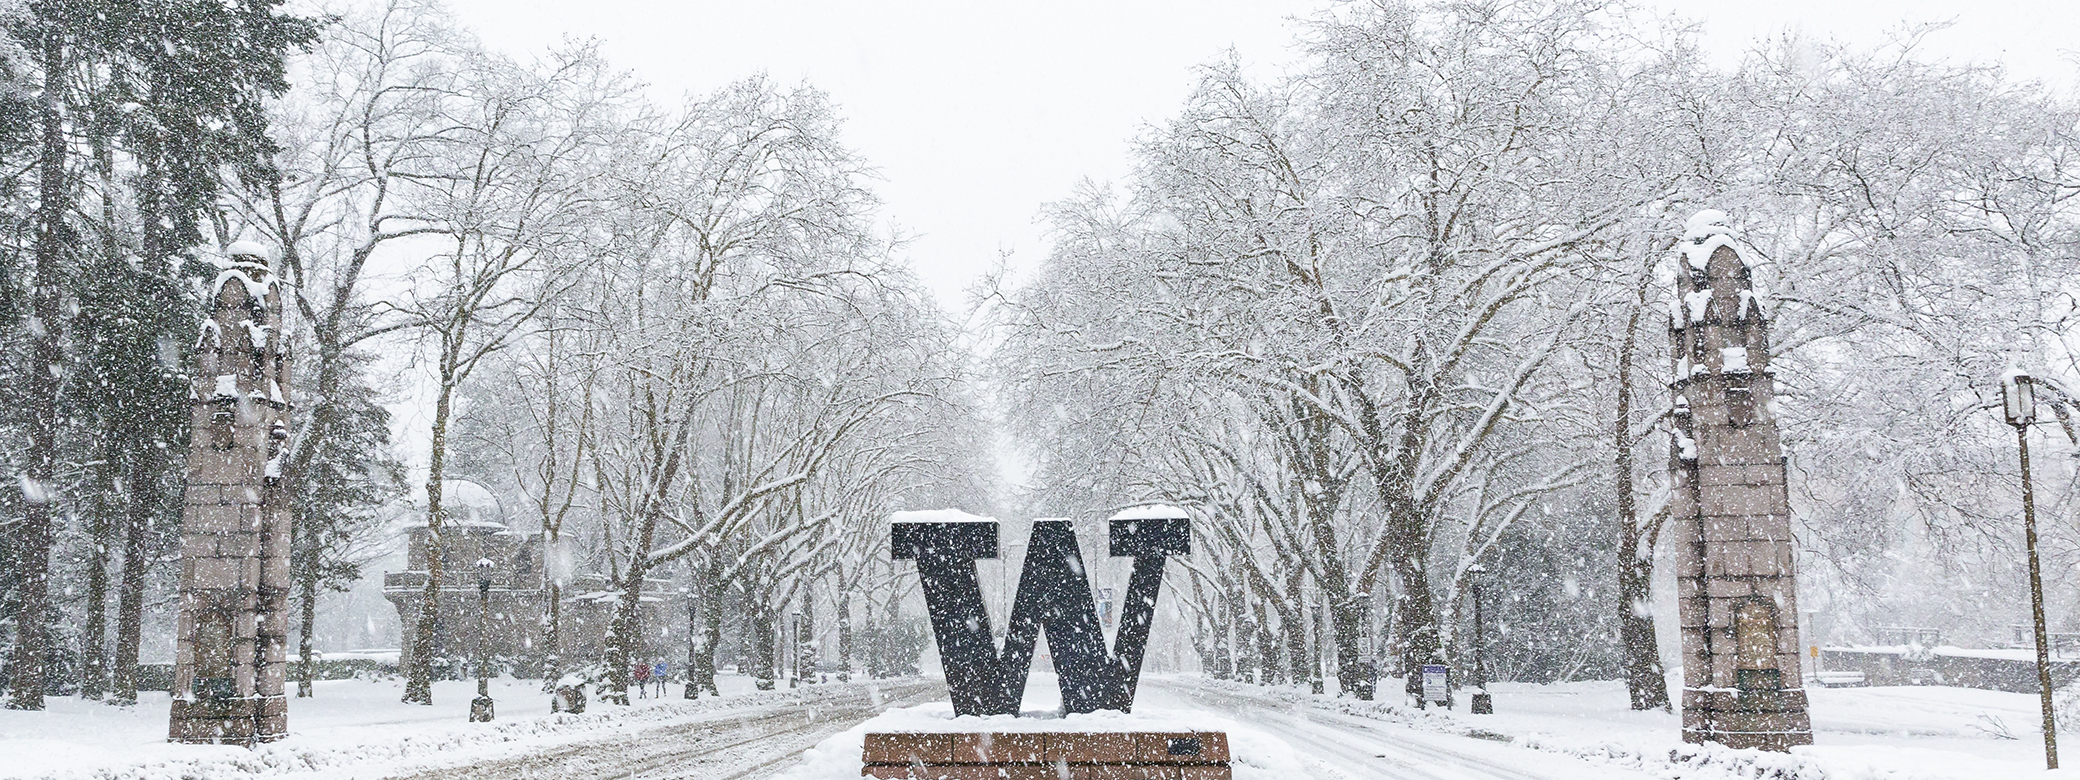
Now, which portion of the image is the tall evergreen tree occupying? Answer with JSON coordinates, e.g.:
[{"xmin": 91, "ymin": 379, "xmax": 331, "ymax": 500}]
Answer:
[{"xmin": 0, "ymin": 0, "xmax": 316, "ymax": 709}]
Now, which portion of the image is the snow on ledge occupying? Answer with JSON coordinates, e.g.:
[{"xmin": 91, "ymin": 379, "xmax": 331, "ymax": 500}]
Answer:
[
  {"xmin": 1109, "ymin": 504, "xmax": 1189, "ymax": 521},
  {"xmin": 889, "ymin": 508, "xmax": 997, "ymax": 524}
]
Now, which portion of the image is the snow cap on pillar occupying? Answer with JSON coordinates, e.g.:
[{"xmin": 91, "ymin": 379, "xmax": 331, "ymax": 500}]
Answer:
[
  {"xmin": 1683, "ymin": 209, "xmax": 1732, "ymax": 242},
  {"xmin": 225, "ymin": 240, "xmax": 271, "ymax": 261}
]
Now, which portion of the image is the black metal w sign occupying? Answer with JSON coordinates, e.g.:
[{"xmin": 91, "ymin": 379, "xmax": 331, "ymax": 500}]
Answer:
[{"xmin": 892, "ymin": 515, "xmax": 1190, "ymax": 716}]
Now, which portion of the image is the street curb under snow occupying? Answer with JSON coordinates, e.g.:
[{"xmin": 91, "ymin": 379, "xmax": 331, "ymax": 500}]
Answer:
[{"xmin": 41, "ymin": 680, "xmax": 921, "ymax": 780}]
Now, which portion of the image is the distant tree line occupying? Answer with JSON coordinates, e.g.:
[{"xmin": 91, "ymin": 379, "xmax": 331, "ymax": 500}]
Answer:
[
  {"xmin": 995, "ymin": 0, "xmax": 2080, "ymax": 710},
  {"xmin": 0, "ymin": 0, "xmax": 992, "ymax": 712}
]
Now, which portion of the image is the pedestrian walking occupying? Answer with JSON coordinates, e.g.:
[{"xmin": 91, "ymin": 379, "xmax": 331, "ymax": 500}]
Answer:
[
  {"xmin": 652, "ymin": 661, "xmax": 669, "ymax": 698},
  {"xmin": 633, "ymin": 661, "xmax": 652, "ymax": 699}
]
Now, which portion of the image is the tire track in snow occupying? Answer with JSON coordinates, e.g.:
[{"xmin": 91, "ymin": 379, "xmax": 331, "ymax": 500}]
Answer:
[{"xmin": 380, "ymin": 680, "xmax": 939, "ymax": 780}]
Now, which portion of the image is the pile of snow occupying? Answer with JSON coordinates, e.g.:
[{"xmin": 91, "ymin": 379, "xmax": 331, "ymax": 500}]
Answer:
[{"xmin": 777, "ymin": 702, "xmax": 1305, "ymax": 780}]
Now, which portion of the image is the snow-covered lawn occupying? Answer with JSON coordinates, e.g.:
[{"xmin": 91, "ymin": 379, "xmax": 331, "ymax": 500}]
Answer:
[
  {"xmin": 1458, "ymin": 679, "xmax": 2049, "ymax": 778},
  {"xmin": 0, "ymin": 674, "xmax": 840, "ymax": 780},
  {"xmin": 1209, "ymin": 676, "xmax": 2063, "ymax": 779}
]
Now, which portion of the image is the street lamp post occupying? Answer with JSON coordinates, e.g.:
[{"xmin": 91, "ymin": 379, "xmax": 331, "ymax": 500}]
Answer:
[
  {"xmin": 470, "ymin": 557, "xmax": 496, "ymax": 722},
  {"xmin": 789, "ymin": 610, "xmax": 804, "ymax": 689},
  {"xmin": 2004, "ymin": 372, "xmax": 2056, "ymax": 770},
  {"xmin": 682, "ymin": 583, "xmax": 698, "ymax": 699},
  {"xmin": 1469, "ymin": 563, "xmax": 1493, "ymax": 714}
]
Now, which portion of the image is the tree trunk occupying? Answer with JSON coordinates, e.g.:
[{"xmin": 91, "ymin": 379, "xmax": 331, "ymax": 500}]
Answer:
[
  {"xmin": 1253, "ymin": 600, "xmax": 1280, "ymax": 685},
  {"xmin": 836, "ymin": 589, "xmax": 853, "ymax": 681},
  {"xmin": 1615, "ymin": 285, "xmax": 1670, "ymax": 711},
  {"xmin": 110, "ymin": 452, "xmax": 158, "ymax": 706},
  {"xmin": 297, "ymin": 564, "xmax": 319, "ymax": 697},
  {"xmin": 80, "ymin": 505, "xmax": 112, "ymax": 700},
  {"xmin": 602, "ymin": 548, "xmax": 656, "ymax": 705},
  {"xmin": 544, "ymin": 579, "xmax": 562, "ymax": 685},
  {"xmin": 8, "ymin": 24, "xmax": 70, "ymax": 712},
  {"xmin": 690, "ymin": 578, "xmax": 721, "ymax": 696},
  {"xmin": 1284, "ymin": 579, "xmax": 1310, "ymax": 689},
  {"xmin": 1388, "ymin": 535, "xmax": 1438, "ymax": 703},
  {"xmin": 751, "ymin": 603, "xmax": 777, "ymax": 691},
  {"xmin": 798, "ymin": 586, "xmax": 817, "ymax": 685},
  {"xmin": 402, "ymin": 383, "xmax": 455, "ymax": 706}
]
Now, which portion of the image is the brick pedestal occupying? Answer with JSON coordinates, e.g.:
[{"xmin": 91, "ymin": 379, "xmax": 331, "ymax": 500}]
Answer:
[{"xmin": 863, "ymin": 731, "xmax": 1231, "ymax": 779}]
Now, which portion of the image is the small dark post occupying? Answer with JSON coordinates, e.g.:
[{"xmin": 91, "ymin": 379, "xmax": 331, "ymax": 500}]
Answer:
[
  {"xmin": 2004, "ymin": 372, "xmax": 2057, "ymax": 770},
  {"xmin": 470, "ymin": 557, "xmax": 495, "ymax": 722},
  {"xmin": 1469, "ymin": 563, "xmax": 1493, "ymax": 714}
]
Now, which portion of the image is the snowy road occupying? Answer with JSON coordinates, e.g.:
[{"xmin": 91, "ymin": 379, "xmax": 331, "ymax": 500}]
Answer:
[
  {"xmin": 1139, "ymin": 679, "xmax": 1656, "ymax": 780},
  {"xmin": 382, "ymin": 680, "xmax": 941, "ymax": 780}
]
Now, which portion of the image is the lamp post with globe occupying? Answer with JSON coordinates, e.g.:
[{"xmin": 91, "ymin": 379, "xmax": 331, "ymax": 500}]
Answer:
[
  {"xmin": 2001, "ymin": 371, "xmax": 2080, "ymax": 770},
  {"xmin": 1468, "ymin": 562, "xmax": 1493, "ymax": 714},
  {"xmin": 470, "ymin": 557, "xmax": 496, "ymax": 722}
]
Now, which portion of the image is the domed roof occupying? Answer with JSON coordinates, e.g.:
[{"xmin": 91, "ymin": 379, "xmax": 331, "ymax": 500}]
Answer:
[{"xmin": 393, "ymin": 478, "xmax": 510, "ymax": 531}]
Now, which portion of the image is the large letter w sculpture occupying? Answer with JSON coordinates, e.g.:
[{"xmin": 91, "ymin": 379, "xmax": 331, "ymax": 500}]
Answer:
[{"xmin": 893, "ymin": 516, "xmax": 1189, "ymax": 716}]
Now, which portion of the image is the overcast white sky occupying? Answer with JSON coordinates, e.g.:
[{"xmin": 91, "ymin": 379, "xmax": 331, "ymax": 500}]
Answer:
[{"xmin": 435, "ymin": 0, "xmax": 2080, "ymax": 317}]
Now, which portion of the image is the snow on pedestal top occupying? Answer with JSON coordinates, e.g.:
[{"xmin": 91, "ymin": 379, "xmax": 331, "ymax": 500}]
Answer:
[
  {"xmin": 889, "ymin": 508, "xmax": 997, "ymax": 524},
  {"xmin": 1109, "ymin": 504, "xmax": 1188, "ymax": 521}
]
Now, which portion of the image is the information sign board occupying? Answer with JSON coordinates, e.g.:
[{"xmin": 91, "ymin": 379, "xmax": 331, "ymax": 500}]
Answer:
[{"xmin": 1421, "ymin": 664, "xmax": 1449, "ymax": 703}]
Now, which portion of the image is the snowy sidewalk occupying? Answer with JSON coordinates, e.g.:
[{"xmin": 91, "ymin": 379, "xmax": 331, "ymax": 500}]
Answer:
[{"xmin": 0, "ymin": 675, "xmax": 919, "ymax": 780}]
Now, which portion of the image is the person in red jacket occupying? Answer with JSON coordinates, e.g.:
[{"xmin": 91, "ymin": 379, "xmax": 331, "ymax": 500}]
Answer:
[{"xmin": 633, "ymin": 661, "xmax": 652, "ymax": 699}]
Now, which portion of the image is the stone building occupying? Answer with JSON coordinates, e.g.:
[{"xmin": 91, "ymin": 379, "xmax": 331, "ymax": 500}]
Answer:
[{"xmin": 382, "ymin": 480, "xmax": 680, "ymax": 674}]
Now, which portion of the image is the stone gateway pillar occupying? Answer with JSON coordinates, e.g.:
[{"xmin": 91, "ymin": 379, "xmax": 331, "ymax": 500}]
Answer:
[
  {"xmin": 1668, "ymin": 211, "xmax": 1813, "ymax": 751},
  {"xmin": 169, "ymin": 242, "xmax": 293, "ymax": 745}
]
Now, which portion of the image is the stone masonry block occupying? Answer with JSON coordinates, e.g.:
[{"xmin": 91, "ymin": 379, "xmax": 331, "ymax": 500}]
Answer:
[
  {"xmin": 865, "ymin": 733, "xmax": 953, "ymax": 765},
  {"xmin": 216, "ymin": 533, "xmax": 258, "ymax": 558},
  {"xmin": 1677, "ymin": 577, "xmax": 1704, "ymax": 600},
  {"xmin": 1048, "ymin": 733, "xmax": 1140, "ymax": 764},
  {"xmin": 190, "ymin": 449, "xmax": 260, "ymax": 485},
  {"xmin": 191, "ymin": 558, "xmax": 241, "ymax": 588},
  {"xmin": 1674, "ymin": 544, "xmax": 1706, "ymax": 577},
  {"xmin": 1705, "ymin": 578, "xmax": 1754, "ymax": 598},
  {"xmin": 1708, "ymin": 599, "xmax": 1734, "ymax": 629},
  {"xmin": 1697, "ymin": 464, "xmax": 1784, "ymax": 487},
  {"xmin": 185, "ymin": 504, "xmax": 243, "ymax": 534},
  {"xmin": 1671, "ymin": 518, "xmax": 1706, "ymax": 545},
  {"xmin": 1709, "ymin": 653, "xmax": 1736, "ymax": 686},
  {"xmin": 1699, "ymin": 483, "xmax": 1780, "ymax": 517},
  {"xmin": 1678, "ymin": 597, "xmax": 1710, "ymax": 628},
  {"xmin": 950, "ymin": 732, "xmax": 1046, "ymax": 764}
]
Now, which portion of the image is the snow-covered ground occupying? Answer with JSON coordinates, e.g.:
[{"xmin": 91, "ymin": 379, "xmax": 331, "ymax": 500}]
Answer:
[
  {"xmin": 5, "ymin": 674, "xmax": 2068, "ymax": 779},
  {"xmin": 1147, "ymin": 675, "xmax": 2066, "ymax": 779},
  {"xmin": 1470, "ymin": 678, "xmax": 2058, "ymax": 779},
  {"xmin": 0, "ymin": 674, "xmax": 919, "ymax": 780}
]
